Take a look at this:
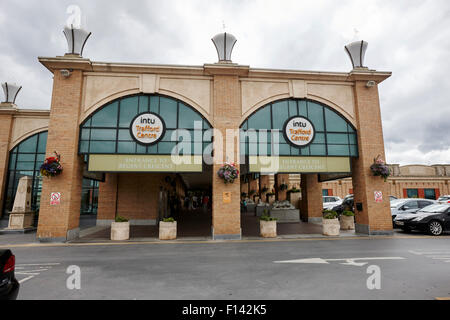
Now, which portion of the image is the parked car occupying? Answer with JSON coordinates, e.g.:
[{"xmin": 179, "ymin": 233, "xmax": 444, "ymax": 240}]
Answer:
[
  {"xmin": 394, "ymin": 204, "xmax": 450, "ymax": 235},
  {"xmin": 390, "ymin": 199, "xmax": 436, "ymax": 225},
  {"xmin": 0, "ymin": 250, "xmax": 19, "ymax": 300},
  {"xmin": 323, "ymin": 196, "xmax": 342, "ymax": 210},
  {"xmin": 437, "ymin": 195, "xmax": 450, "ymax": 204},
  {"xmin": 331, "ymin": 195, "xmax": 354, "ymax": 215},
  {"xmin": 389, "ymin": 196, "xmax": 398, "ymax": 201}
]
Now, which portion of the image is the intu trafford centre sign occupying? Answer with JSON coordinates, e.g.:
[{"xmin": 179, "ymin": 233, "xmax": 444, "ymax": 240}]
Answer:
[
  {"xmin": 130, "ymin": 113, "xmax": 166, "ymax": 145},
  {"xmin": 283, "ymin": 116, "xmax": 315, "ymax": 147}
]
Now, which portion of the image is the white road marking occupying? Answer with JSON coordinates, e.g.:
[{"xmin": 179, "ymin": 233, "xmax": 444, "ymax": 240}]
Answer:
[
  {"xmin": 15, "ymin": 263, "xmax": 60, "ymax": 284},
  {"xmin": 409, "ymin": 250, "xmax": 450, "ymax": 263},
  {"xmin": 274, "ymin": 257, "xmax": 405, "ymax": 266},
  {"xmin": 18, "ymin": 276, "xmax": 35, "ymax": 284}
]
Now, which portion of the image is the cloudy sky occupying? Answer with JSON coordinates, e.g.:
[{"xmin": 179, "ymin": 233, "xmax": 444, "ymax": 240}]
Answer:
[{"xmin": 0, "ymin": 0, "xmax": 449, "ymax": 165}]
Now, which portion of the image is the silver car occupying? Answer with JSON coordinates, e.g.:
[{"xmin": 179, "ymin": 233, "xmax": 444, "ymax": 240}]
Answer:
[
  {"xmin": 437, "ymin": 195, "xmax": 450, "ymax": 204},
  {"xmin": 391, "ymin": 199, "xmax": 437, "ymax": 224},
  {"xmin": 323, "ymin": 196, "xmax": 342, "ymax": 210}
]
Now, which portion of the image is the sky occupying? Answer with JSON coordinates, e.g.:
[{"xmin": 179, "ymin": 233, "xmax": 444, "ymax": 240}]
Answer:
[{"xmin": 0, "ymin": 0, "xmax": 449, "ymax": 166}]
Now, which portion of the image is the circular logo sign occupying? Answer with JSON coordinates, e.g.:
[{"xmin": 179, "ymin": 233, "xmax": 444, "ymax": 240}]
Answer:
[
  {"xmin": 130, "ymin": 113, "xmax": 166, "ymax": 146},
  {"xmin": 283, "ymin": 116, "xmax": 316, "ymax": 147}
]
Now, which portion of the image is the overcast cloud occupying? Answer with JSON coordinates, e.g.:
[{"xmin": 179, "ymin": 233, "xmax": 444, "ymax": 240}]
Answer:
[{"xmin": 0, "ymin": 0, "xmax": 449, "ymax": 165}]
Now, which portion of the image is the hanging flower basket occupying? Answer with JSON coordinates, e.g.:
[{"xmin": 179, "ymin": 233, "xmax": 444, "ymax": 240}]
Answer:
[
  {"xmin": 217, "ymin": 163, "xmax": 239, "ymax": 184},
  {"xmin": 370, "ymin": 155, "xmax": 390, "ymax": 182},
  {"xmin": 40, "ymin": 152, "xmax": 63, "ymax": 178},
  {"xmin": 280, "ymin": 183, "xmax": 289, "ymax": 191}
]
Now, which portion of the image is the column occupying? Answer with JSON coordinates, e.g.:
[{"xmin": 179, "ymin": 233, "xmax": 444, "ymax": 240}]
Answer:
[
  {"xmin": 97, "ymin": 173, "xmax": 118, "ymax": 226},
  {"xmin": 351, "ymin": 79, "xmax": 393, "ymax": 235},
  {"xmin": 210, "ymin": 71, "xmax": 243, "ymax": 240},
  {"xmin": 275, "ymin": 174, "xmax": 289, "ymax": 201},
  {"xmin": 259, "ymin": 175, "xmax": 270, "ymax": 202},
  {"xmin": 300, "ymin": 174, "xmax": 323, "ymax": 223},
  {"xmin": 0, "ymin": 108, "xmax": 14, "ymax": 215},
  {"xmin": 37, "ymin": 69, "xmax": 85, "ymax": 241}
]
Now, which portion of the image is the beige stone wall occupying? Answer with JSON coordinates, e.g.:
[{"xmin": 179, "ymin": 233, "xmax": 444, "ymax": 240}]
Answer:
[
  {"xmin": 81, "ymin": 73, "xmax": 213, "ymax": 124},
  {"xmin": 241, "ymin": 78, "xmax": 356, "ymax": 126},
  {"xmin": 9, "ymin": 111, "xmax": 49, "ymax": 150}
]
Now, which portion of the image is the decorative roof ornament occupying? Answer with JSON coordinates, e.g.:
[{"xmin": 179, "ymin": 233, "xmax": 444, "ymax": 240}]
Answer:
[
  {"xmin": 212, "ymin": 32, "xmax": 237, "ymax": 63},
  {"xmin": 1, "ymin": 82, "xmax": 22, "ymax": 104},
  {"xmin": 345, "ymin": 40, "xmax": 369, "ymax": 69},
  {"xmin": 63, "ymin": 24, "xmax": 92, "ymax": 57}
]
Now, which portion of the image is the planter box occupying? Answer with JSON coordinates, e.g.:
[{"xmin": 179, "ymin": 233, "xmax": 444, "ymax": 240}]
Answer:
[
  {"xmin": 111, "ymin": 222, "xmax": 130, "ymax": 241},
  {"xmin": 322, "ymin": 218, "xmax": 340, "ymax": 236},
  {"xmin": 260, "ymin": 220, "xmax": 277, "ymax": 238},
  {"xmin": 8, "ymin": 212, "xmax": 34, "ymax": 230},
  {"xmin": 247, "ymin": 204, "xmax": 256, "ymax": 214},
  {"xmin": 256, "ymin": 205, "xmax": 270, "ymax": 217},
  {"xmin": 159, "ymin": 221, "xmax": 177, "ymax": 240},
  {"xmin": 270, "ymin": 209, "xmax": 300, "ymax": 223},
  {"xmin": 340, "ymin": 215, "xmax": 355, "ymax": 230}
]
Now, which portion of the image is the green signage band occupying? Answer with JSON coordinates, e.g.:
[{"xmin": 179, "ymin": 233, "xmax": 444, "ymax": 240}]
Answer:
[
  {"xmin": 88, "ymin": 155, "xmax": 203, "ymax": 173},
  {"xmin": 249, "ymin": 156, "xmax": 351, "ymax": 173}
]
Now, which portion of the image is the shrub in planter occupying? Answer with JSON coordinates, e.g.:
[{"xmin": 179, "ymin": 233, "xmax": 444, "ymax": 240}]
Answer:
[
  {"xmin": 260, "ymin": 215, "xmax": 278, "ymax": 238},
  {"xmin": 160, "ymin": 218, "xmax": 177, "ymax": 240},
  {"xmin": 340, "ymin": 211, "xmax": 355, "ymax": 230},
  {"xmin": 111, "ymin": 216, "xmax": 130, "ymax": 241},
  {"xmin": 322, "ymin": 211, "xmax": 340, "ymax": 236},
  {"xmin": 280, "ymin": 184, "xmax": 289, "ymax": 191}
]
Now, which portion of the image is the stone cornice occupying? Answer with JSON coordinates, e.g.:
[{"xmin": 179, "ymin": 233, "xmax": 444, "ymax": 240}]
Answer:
[{"xmin": 38, "ymin": 56, "xmax": 392, "ymax": 83}]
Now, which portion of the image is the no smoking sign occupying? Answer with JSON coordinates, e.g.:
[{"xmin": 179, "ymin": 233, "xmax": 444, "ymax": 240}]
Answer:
[{"xmin": 50, "ymin": 192, "xmax": 61, "ymax": 206}]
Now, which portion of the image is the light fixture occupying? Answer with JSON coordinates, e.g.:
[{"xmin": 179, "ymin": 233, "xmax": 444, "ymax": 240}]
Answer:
[
  {"xmin": 345, "ymin": 40, "xmax": 368, "ymax": 69},
  {"xmin": 60, "ymin": 69, "xmax": 72, "ymax": 78},
  {"xmin": 1, "ymin": 82, "xmax": 22, "ymax": 104},
  {"xmin": 212, "ymin": 32, "xmax": 237, "ymax": 63},
  {"xmin": 366, "ymin": 80, "xmax": 376, "ymax": 88},
  {"xmin": 63, "ymin": 24, "xmax": 92, "ymax": 57}
]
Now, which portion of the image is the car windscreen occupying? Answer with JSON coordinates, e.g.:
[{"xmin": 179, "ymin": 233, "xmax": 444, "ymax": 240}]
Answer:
[{"xmin": 418, "ymin": 204, "xmax": 449, "ymax": 213}]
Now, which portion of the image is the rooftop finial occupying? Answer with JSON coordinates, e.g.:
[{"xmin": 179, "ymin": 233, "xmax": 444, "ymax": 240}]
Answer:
[
  {"xmin": 1, "ymin": 82, "xmax": 22, "ymax": 105},
  {"xmin": 345, "ymin": 40, "xmax": 368, "ymax": 69},
  {"xmin": 63, "ymin": 5, "xmax": 91, "ymax": 57},
  {"xmin": 212, "ymin": 32, "xmax": 237, "ymax": 63}
]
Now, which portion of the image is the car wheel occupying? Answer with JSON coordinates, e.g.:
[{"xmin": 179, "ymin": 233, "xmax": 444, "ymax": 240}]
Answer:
[
  {"xmin": 428, "ymin": 221, "xmax": 443, "ymax": 236},
  {"xmin": 402, "ymin": 226, "xmax": 411, "ymax": 233}
]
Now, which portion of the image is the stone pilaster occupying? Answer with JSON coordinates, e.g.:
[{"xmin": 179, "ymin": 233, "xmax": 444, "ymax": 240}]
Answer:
[
  {"xmin": 37, "ymin": 69, "xmax": 85, "ymax": 242},
  {"xmin": 351, "ymin": 79, "xmax": 393, "ymax": 235},
  {"xmin": 300, "ymin": 174, "xmax": 323, "ymax": 223}
]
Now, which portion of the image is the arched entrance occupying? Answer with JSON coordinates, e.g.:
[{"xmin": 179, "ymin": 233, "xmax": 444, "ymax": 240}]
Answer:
[
  {"xmin": 239, "ymin": 98, "xmax": 359, "ymax": 236},
  {"xmin": 79, "ymin": 94, "xmax": 214, "ymax": 239}
]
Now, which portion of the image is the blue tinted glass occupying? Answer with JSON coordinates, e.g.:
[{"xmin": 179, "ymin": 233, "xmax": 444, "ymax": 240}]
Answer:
[
  {"xmin": 91, "ymin": 129, "xmax": 117, "ymax": 141},
  {"xmin": 272, "ymin": 101, "xmax": 289, "ymax": 129},
  {"xmin": 147, "ymin": 145, "xmax": 157, "ymax": 154},
  {"xmin": 327, "ymin": 133, "xmax": 349, "ymax": 144},
  {"xmin": 300, "ymin": 146, "xmax": 311, "ymax": 156},
  {"xmin": 162, "ymin": 130, "xmax": 176, "ymax": 142},
  {"xmin": 349, "ymin": 134, "xmax": 357, "ymax": 145},
  {"xmin": 325, "ymin": 108, "xmax": 347, "ymax": 132},
  {"xmin": 139, "ymin": 96, "xmax": 149, "ymax": 113},
  {"xmin": 288, "ymin": 100, "xmax": 298, "ymax": 117},
  {"xmin": 328, "ymin": 145, "xmax": 350, "ymax": 156},
  {"xmin": 16, "ymin": 162, "xmax": 35, "ymax": 170},
  {"xmin": 179, "ymin": 103, "xmax": 201, "ymax": 129},
  {"xmin": 118, "ymin": 129, "xmax": 133, "ymax": 141},
  {"xmin": 81, "ymin": 129, "xmax": 90, "ymax": 140},
  {"xmin": 136, "ymin": 145, "xmax": 147, "ymax": 154},
  {"xmin": 310, "ymin": 144, "xmax": 326, "ymax": 156},
  {"xmin": 79, "ymin": 141, "xmax": 89, "ymax": 153},
  {"xmin": 308, "ymin": 103, "xmax": 324, "ymax": 131},
  {"xmin": 348, "ymin": 124, "xmax": 355, "ymax": 133},
  {"xmin": 117, "ymin": 142, "xmax": 136, "ymax": 153},
  {"xmin": 298, "ymin": 100, "xmax": 308, "ymax": 117},
  {"xmin": 119, "ymin": 97, "xmax": 139, "ymax": 127},
  {"xmin": 17, "ymin": 154, "xmax": 35, "ymax": 161},
  {"xmin": 313, "ymin": 133, "xmax": 325, "ymax": 144},
  {"xmin": 158, "ymin": 142, "xmax": 176, "ymax": 154},
  {"xmin": 90, "ymin": 141, "xmax": 116, "ymax": 153},
  {"xmin": 160, "ymin": 97, "xmax": 178, "ymax": 128},
  {"xmin": 248, "ymin": 105, "xmax": 271, "ymax": 130},
  {"xmin": 38, "ymin": 132, "xmax": 48, "ymax": 153},
  {"xmin": 91, "ymin": 102, "xmax": 118, "ymax": 127},
  {"xmin": 350, "ymin": 145, "xmax": 358, "ymax": 157},
  {"xmin": 19, "ymin": 135, "xmax": 37, "ymax": 153},
  {"xmin": 150, "ymin": 96, "xmax": 159, "ymax": 113},
  {"xmin": 290, "ymin": 146, "xmax": 300, "ymax": 155},
  {"xmin": 82, "ymin": 118, "xmax": 91, "ymax": 128},
  {"xmin": 8, "ymin": 154, "xmax": 16, "ymax": 169}
]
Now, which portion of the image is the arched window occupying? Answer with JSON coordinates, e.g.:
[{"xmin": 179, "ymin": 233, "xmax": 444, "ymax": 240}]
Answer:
[
  {"xmin": 3, "ymin": 131, "xmax": 48, "ymax": 216},
  {"xmin": 79, "ymin": 94, "xmax": 212, "ymax": 155},
  {"xmin": 240, "ymin": 99, "xmax": 358, "ymax": 157}
]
